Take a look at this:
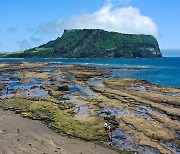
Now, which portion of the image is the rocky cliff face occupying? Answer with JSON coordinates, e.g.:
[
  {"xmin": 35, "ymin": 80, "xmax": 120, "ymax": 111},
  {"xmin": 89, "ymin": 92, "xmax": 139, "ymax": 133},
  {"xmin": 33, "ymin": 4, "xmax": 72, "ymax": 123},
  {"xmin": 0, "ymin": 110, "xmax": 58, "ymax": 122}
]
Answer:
[{"xmin": 1, "ymin": 29, "xmax": 162, "ymax": 58}]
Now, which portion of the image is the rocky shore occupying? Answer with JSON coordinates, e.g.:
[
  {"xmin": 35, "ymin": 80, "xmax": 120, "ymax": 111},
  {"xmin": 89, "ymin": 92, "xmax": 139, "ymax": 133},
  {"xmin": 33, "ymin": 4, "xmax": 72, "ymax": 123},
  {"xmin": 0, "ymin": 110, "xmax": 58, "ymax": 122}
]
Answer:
[
  {"xmin": 0, "ymin": 108, "xmax": 120, "ymax": 154},
  {"xmin": 0, "ymin": 62, "xmax": 179, "ymax": 153}
]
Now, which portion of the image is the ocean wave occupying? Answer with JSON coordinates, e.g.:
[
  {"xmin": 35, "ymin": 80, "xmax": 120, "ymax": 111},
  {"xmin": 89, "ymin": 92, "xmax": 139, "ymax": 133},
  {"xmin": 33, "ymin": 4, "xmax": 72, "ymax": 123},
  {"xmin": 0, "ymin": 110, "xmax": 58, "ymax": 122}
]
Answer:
[
  {"xmin": 68, "ymin": 62, "xmax": 158, "ymax": 69},
  {"xmin": 49, "ymin": 62, "xmax": 63, "ymax": 64}
]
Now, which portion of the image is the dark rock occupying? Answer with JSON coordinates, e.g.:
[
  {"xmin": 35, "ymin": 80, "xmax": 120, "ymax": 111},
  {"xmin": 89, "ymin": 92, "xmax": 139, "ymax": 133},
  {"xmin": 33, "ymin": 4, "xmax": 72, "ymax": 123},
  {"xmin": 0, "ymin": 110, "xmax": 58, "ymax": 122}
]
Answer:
[
  {"xmin": 57, "ymin": 85, "xmax": 69, "ymax": 91},
  {"xmin": 15, "ymin": 109, "xmax": 22, "ymax": 114},
  {"xmin": 104, "ymin": 115, "xmax": 116, "ymax": 121},
  {"xmin": 30, "ymin": 86, "xmax": 39, "ymax": 89},
  {"xmin": 48, "ymin": 90, "xmax": 53, "ymax": 96},
  {"xmin": 104, "ymin": 110, "xmax": 111, "ymax": 115},
  {"xmin": 28, "ymin": 143, "xmax": 32, "ymax": 147},
  {"xmin": 8, "ymin": 107, "xmax": 15, "ymax": 111}
]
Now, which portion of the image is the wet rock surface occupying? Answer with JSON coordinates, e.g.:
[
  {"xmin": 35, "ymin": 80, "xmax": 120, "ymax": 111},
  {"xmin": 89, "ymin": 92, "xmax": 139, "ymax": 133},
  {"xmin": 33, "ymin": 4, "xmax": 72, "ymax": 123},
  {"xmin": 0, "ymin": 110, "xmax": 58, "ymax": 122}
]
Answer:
[
  {"xmin": 0, "ymin": 62, "xmax": 180, "ymax": 154},
  {"xmin": 112, "ymin": 128, "xmax": 160, "ymax": 154}
]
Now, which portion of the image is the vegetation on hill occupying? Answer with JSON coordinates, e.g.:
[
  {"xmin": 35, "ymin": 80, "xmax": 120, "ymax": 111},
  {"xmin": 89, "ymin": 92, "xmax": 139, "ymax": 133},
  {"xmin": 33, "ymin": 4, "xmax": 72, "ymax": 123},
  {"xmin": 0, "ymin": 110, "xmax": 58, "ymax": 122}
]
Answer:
[{"xmin": 0, "ymin": 29, "xmax": 162, "ymax": 58}]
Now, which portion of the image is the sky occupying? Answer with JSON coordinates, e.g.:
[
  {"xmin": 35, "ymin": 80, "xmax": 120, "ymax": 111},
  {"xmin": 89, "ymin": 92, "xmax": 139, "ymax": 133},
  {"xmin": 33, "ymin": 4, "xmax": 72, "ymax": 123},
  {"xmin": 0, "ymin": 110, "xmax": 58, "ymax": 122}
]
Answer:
[{"xmin": 0, "ymin": 0, "xmax": 180, "ymax": 57}]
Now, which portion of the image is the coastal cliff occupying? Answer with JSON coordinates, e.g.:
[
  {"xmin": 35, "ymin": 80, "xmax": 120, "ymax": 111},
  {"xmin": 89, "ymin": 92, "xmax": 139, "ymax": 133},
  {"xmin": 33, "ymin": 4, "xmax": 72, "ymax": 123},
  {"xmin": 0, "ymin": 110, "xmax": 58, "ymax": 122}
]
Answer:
[{"xmin": 1, "ymin": 29, "xmax": 162, "ymax": 58}]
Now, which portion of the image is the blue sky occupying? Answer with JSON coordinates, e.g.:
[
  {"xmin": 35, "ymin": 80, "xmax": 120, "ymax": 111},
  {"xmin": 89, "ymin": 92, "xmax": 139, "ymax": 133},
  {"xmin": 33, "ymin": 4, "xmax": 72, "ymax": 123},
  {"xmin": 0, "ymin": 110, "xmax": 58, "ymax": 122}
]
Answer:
[{"xmin": 0, "ymin": 0, "xmax": 180, "ymax": 57}]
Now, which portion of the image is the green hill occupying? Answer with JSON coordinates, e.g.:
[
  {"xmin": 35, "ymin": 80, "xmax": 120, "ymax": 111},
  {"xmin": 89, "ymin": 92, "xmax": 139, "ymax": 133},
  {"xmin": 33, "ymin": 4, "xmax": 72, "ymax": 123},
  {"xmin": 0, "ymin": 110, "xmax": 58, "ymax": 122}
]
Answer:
[{"xmin": 1, "ymin": 29, "xmax": 162, "ymax": 58}]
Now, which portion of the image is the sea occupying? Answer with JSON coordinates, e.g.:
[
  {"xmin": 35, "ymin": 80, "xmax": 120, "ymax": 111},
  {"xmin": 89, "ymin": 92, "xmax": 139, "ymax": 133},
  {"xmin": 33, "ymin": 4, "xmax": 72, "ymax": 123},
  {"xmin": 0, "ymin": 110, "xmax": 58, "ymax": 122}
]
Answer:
[{"xmin": 0, "ymin": 57, "xmax": 180, "ymax": 88}]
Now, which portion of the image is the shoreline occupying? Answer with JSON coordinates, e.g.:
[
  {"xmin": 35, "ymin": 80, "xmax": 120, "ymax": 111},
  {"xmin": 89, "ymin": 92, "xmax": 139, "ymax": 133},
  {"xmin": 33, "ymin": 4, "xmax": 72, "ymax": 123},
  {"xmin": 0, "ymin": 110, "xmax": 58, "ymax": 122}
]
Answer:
[
  {"xmin": 0, "ymin": 62, "xmax": 179, "ymax": 153},
  {"xmin": 0, "ymin": 58, "xmax": 180, "ymax": 89},
  {"xmin": 0, "ymin": 108, "xmax": 121, "ymax": 154}
]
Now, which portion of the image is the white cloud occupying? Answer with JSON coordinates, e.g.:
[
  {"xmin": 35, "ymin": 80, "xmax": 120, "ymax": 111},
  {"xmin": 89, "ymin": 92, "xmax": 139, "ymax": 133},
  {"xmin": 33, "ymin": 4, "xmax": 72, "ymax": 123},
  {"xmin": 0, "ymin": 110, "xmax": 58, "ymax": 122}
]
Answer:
[
  {"xmin": 30, "ymin": 35, "xmax": 42, "ymax": 44},
  {"xmin": 17, "ymin": 39, "xmax": 31, "ymax": 50},
  {"xmin": 41, "ymin": 3, "xmax": 158, "ymax": 36},
  {"xmin": 17, "ymin": 35, "xmax": 42, "ymax": 50}
]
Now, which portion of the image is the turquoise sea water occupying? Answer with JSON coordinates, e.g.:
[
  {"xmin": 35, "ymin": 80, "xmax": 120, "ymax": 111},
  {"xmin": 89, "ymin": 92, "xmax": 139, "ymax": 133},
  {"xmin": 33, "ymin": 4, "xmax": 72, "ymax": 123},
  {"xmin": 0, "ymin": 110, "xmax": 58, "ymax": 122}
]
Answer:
[{"xmin": 0, "ymin": 57, "xmax": 180, "ymax": 88}]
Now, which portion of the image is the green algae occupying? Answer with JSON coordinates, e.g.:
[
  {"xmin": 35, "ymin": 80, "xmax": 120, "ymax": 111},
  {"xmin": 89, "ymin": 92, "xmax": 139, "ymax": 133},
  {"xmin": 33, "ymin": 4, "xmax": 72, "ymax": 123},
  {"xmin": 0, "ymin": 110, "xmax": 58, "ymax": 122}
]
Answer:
[{"xmin": 0, "ymin": 97, "xmax": 106, "ymax": 141}]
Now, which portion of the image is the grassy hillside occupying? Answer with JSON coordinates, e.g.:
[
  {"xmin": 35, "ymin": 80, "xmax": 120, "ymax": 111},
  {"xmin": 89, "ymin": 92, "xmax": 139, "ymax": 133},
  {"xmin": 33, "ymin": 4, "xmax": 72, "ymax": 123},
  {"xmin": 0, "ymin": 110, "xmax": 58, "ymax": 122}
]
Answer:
[{"xmin": 1, "ymin": 29, "xmax": 162, "ymax": 58}]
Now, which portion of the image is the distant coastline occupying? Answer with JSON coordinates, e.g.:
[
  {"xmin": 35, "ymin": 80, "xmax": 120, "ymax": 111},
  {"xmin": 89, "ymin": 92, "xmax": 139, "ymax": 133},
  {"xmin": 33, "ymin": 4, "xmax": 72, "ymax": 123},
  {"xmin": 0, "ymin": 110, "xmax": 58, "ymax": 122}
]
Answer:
[{"xmin": 0, "ymin": 29, "xmax": 162, "ymax": 59}]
